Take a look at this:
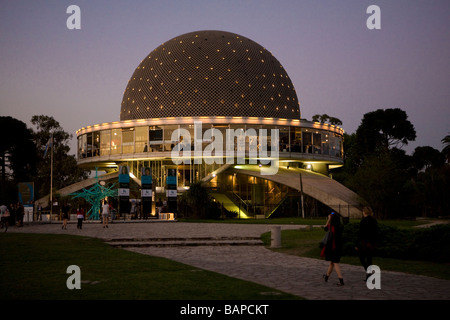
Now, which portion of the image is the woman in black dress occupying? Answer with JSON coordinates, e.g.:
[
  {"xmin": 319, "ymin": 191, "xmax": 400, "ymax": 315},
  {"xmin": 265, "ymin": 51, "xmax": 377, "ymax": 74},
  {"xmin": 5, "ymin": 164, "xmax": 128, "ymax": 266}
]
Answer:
[{"xmin": 321, "ymin": 212, "xmax": 344, "ymax": 286}]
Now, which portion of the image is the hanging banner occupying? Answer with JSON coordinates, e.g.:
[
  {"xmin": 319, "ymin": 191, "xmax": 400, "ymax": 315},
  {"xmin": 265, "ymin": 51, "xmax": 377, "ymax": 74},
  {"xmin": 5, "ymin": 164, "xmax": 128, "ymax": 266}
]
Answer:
[
  {"xmin": 166, "ymin": 168, "xmax": 177, "ymax": 213},
  {"xmin": 118, "ymin": 165, "xmax": 130, "ymax": 214},
  {"xmin": 18, "ymin": 182, "xmax": 34, "ymax": 205},
  {"xmin": 119, "ymin": 166, "xmax": 130, "ymax": 184},
  {"xmin": 141, "ymin": 167, "xmax": 152, "ymax": 218}
]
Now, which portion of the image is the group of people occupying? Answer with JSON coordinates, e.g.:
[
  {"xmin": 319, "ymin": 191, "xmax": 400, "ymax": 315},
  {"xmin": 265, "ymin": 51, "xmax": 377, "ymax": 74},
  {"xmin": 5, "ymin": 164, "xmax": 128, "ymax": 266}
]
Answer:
[
  {"xmin": 61, "ymin": 202, "xmax": 87, "ymax": 230},
  {"xmin": 0, "ymin": 202, "xmax": 25, "ymax": 232},
  {"xmin": 61, "ymin": 201, "xmax": 114, "ymax": 230},
  {"xmin": 321, "ymin": 206, "xmax": 379, "ymax": 286}
]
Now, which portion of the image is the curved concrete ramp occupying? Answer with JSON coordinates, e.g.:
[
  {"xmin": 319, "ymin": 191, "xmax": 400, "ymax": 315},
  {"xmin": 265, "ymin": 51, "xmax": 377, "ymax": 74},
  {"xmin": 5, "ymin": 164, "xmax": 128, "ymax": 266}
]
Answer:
[
  {"xmin": 35, "ymin": 171, "xmax": 119, "ymax": 208},
  {"xmin": 231, "ymin": 165, "xmax": 363, "ymax": 218}
]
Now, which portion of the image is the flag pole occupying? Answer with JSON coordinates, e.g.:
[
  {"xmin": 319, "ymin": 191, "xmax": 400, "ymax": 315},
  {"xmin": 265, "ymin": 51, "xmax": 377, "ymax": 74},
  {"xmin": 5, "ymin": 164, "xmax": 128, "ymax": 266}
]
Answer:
[{"xmin": 49, "ymin": 133, "xmax": 53, "ymax": 223}]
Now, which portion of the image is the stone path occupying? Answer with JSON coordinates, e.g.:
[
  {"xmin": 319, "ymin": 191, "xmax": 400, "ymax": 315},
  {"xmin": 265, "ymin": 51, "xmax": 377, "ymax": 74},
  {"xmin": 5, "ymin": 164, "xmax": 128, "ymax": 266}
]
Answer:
[{"xmin": 7, "ymin": 221, "xmax": 450, "ymax": 300}]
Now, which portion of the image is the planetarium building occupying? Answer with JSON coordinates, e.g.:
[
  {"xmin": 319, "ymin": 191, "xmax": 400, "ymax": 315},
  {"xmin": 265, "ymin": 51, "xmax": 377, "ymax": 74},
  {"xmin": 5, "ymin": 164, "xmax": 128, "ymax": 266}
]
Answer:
[{"xmin": 75, "ymin": 30, "xmax": 362, "ymax": 219}]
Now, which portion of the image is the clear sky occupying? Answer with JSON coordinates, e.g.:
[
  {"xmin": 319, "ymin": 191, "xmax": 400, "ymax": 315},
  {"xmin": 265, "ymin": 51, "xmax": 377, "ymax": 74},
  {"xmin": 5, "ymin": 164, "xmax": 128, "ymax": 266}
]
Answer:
[{"xmin": 1, "ymin": 0, "xmax": 449, "ymax": 155}]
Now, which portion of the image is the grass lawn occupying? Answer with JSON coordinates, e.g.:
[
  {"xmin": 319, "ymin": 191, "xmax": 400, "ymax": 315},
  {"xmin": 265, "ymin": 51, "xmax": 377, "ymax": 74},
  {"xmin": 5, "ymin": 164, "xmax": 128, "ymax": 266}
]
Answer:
[{"xmin": 0, "ymin": 233, "xmax": 301, "ymax": 300}]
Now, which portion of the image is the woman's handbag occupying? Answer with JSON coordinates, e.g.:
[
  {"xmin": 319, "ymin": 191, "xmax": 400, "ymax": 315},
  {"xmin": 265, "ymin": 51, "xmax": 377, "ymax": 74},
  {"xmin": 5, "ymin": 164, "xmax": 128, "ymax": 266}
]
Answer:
[{"xmin": 319, "ymin": 229, "xmax": 332, "ymax": 249}]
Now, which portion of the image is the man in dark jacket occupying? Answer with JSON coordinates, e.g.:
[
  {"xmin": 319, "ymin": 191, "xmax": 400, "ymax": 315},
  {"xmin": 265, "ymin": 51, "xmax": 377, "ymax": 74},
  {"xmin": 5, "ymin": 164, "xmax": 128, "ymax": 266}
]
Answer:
[{"xmin": 356, "ymin": 206, "xmax": 379, "ymax": 279}]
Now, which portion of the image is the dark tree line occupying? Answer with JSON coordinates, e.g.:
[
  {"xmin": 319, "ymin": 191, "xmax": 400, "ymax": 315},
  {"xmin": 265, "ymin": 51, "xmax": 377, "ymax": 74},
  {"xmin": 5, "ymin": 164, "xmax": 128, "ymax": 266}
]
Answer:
[
  {"xmin": 334, "ymin": 108, "xmax": 450, "ymax": 218},
  {"xmin": 0, "ymin": 115, "xmax": 89, "ymax": 205}
]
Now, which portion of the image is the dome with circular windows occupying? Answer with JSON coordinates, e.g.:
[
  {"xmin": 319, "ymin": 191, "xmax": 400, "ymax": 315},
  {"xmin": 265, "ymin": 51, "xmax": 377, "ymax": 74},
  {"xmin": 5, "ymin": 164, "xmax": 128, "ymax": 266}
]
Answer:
[{"xmin": 120, "ymin": 30, "xmax": 300, "ymax": 121}]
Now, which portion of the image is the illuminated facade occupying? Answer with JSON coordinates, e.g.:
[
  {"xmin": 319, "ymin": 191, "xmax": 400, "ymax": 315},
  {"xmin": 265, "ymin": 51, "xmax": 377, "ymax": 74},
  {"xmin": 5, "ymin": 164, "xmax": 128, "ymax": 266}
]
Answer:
[{"xmin": 76, "ymin": 30, "xmax": 350, "ymax": 218}]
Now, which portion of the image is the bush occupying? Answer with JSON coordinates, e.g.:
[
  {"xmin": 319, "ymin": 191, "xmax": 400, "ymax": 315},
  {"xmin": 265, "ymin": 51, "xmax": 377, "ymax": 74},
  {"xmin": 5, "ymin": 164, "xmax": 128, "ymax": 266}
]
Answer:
[{"xmin": 341, "ymin": 222, "xmax": 450, "ymax": 262}]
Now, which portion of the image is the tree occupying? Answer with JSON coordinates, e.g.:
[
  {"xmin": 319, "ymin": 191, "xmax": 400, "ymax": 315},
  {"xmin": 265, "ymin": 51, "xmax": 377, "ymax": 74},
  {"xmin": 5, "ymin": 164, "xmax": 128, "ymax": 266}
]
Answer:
[
  {"xmin": 356, "ymin": 108, "xmax": 416, "ymax": 155},
  {"xmin": 312, "ymin": 114, "xmax": 342, "ymax": 126},
  {"xmin": 412, "ymin": 146, "xmax": 445, "ymax": 171},
  {"xmin": 30, "ymin": 115, "xmax": 89, "ymax": 200},
  {"xmin": 442, "ymin": 134, "xmax": 450, "ymax": 163},
  {"xmin": 0, "ymin": 116, "xmax": 37, "ymax": 202},
  {"xmin": 337, "ymin": 109, "xmax": 416, "ymax": 217},
  {"xmin": 348, "ymin": 151, "xmax": 411, "ymax": 218}
]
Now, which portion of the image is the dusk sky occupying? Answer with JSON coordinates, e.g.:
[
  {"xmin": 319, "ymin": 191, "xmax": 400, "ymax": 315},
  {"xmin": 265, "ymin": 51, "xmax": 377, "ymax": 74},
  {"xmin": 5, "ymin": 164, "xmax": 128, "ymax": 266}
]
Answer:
[{"xmin": 1, "ymin": 0, "xmax": 449, "ymax": 155}]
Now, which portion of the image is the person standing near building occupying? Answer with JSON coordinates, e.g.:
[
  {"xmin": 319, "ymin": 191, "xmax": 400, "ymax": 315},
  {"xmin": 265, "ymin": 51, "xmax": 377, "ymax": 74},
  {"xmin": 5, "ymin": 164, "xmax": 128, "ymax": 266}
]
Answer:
[
  {"xmin": 109, "ymin": 201, "xmax": 116, "ymax": 222},
  {"xmin": 102, "ymin": 200, "xmax": 110, "ymax": 228},
  {"xmin": 61, "ymin": 202, "xmax": 69, "ymax": 230},
  {"xmin": 156, "ymin": 198, "xmax": 163, "ymax": 217},
  {"xmin": 16, "ymin": 202, "xmax": 24, "ymax": 227},
  {"xmin": 76, "ymin": 206, "xmax": 85, "ymax": 230},
  {"xmin": 9, "ymin": 203, "xmax": 16, "ymax": 226},
  {"xmin": 37, "ymin": 202, "xmax": 43, "ymax": 221},
  {"xmin": 356, "ymin": 206, "xmax": 379, "ymax": 280},
  {"xmin": 1, "ymin": 203, "xmax": 9, "ymax": 231},
  {"xmin": 321, "ymin": 212, "xmax": 345, "ymax": 286}
]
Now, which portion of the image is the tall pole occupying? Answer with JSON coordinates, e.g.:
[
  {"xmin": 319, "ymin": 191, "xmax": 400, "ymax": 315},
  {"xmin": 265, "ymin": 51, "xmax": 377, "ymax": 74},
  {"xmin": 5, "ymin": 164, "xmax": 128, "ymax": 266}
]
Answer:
[
  {"xmin": 49, "ymin": 133, "xmax": 53, "ymax": 223},
  {"xmin": 299, "ymin": 172, "xmax": 305, "ymax": 218}
]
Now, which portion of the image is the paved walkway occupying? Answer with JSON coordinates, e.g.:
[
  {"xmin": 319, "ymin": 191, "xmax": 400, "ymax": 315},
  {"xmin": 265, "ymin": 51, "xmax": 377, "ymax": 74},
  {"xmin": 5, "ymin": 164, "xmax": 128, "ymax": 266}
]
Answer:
[{"xmin": 7, "ymin": 221, "xmax": 450, "ymax": 300}]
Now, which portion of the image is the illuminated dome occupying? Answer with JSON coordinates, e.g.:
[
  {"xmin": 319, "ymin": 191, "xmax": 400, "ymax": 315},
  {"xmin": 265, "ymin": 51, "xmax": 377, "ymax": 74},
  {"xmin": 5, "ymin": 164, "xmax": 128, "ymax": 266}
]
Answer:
[{"xmin": 120, "ymin": 30, "xmax": 300, "ymax": 121}]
